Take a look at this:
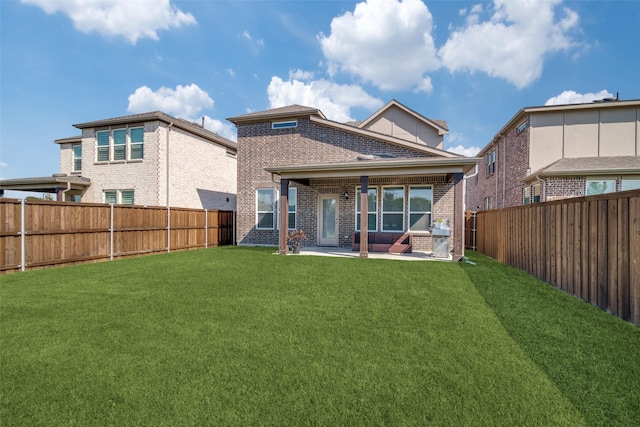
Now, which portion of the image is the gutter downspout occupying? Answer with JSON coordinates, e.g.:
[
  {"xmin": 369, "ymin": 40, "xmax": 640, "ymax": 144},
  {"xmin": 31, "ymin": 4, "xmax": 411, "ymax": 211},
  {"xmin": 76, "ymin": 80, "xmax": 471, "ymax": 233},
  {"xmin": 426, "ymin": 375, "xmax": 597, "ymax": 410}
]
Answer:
[{"xmin": 61, "ymin": 181, "xmax": 72, "ymax": 202}]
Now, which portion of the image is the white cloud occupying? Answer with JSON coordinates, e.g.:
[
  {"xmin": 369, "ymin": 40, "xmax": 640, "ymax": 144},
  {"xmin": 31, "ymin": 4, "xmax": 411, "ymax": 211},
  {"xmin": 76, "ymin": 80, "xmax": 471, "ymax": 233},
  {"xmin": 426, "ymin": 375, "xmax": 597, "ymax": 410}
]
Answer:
[
  {"xmin": 447, "ymin": 144, "xmax": 481, "ymax": 157},
  {"xmin": 438, "ymin": 0, "xmax": 580, "ymax": 88},
  {"xmin": 22, "ymin": 0, "xmax": 196, "ymax": 44},
  {"xmin": 318, "ymin": 0, "xmax": 439, "ymax": 92},
  {"xmin": 202, "ymin": 116, "xmax": 237, "ymax": 142},
  {"xmin": 241, "ymin": 30, "xmax": 264, "ymax": 49},
  {"xmin": 127, "ymin": 84, "xmax": 213, "ymax": 118},
  {"xmin": 126, "ymin": 84, "xmax": 236, "ymax": 141},
  {"xmin": 289, "ymin": 69, "xmax": 315, "ymax": 81},
  {"xmin": 545, "ymin": 90, "xmax": 613, "ymax": 105},
  {"xmin": 267, "ymin": 76, "xmax": 383, "ymax": 123},
  {"xmin": 227, "ymin": 68, "xmax": 236, "ymax": 77}
]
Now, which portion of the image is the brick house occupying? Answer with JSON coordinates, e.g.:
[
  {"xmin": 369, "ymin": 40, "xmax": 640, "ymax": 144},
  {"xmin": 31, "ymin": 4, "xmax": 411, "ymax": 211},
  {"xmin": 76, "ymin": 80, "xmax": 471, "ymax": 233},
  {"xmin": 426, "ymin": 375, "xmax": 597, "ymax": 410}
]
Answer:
[
  {"xmin": 1, "ymin": 111, "xmax": 238, "ymax": 210},
  {"xmin": 228, "ymin": 100, "xmax": 478, "ymax": 260},
  {"xmin": 466, "ymin": 99, "xmax": 640, "ymax": 211}
]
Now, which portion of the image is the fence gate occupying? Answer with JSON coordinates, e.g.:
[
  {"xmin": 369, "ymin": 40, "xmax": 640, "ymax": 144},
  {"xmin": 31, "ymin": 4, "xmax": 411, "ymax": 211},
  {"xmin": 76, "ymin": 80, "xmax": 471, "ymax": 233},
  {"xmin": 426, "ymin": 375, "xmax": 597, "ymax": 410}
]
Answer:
[{"xmin": 464, "ymin": 210, "xmax": 477, "ymax": 250}]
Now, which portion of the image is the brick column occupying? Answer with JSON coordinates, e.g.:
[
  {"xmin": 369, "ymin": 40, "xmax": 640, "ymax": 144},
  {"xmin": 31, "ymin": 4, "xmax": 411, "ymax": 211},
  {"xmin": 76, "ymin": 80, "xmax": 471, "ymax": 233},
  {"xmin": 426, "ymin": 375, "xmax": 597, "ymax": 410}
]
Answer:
[
  {"xmin": 279, "ymin": 179, "xmax": 289, "ymax": 255},
  {"xmin": 360, "ymin": 176, "xmax": 369, "ymax": 258}
]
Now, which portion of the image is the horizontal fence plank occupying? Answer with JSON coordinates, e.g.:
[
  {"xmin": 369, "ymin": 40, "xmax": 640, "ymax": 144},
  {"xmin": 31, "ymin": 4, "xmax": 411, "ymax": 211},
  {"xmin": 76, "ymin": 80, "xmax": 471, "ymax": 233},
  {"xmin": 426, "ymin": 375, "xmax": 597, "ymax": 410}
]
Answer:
[
  {"xmin": 474, "ymin": 189, "xmax": 640, "ymax": 327},
  {"xmin": 0, "ymin": 199, "xmax": 235, "ymax": 273}
]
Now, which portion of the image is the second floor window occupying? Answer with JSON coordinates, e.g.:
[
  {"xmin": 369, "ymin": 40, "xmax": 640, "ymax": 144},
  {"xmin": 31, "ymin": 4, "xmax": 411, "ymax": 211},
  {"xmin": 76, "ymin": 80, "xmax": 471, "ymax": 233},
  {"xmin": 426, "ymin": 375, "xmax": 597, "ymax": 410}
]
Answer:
[
  {"xmin": 487, "ymin": 150, "xmax": 496, "ymax": 176},
  {"xmin": 96, "ymin": 127, "xmax": 144, "ymax": 162},
  {"xmin": 72, "ymin": 145, "xmax": 82, "ymax": 172}
]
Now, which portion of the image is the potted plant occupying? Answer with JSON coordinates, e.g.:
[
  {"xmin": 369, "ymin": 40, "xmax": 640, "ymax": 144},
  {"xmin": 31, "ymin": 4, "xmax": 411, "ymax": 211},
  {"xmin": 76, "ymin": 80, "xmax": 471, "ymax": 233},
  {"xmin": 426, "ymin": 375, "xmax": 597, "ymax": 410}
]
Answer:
[
  {"xmin": 432, "ymin": 218, "xmax": 444, "ymax": 229},
  {"xmin": 288, "ymin": 229, "xmax": 306, "ymax": 254}
]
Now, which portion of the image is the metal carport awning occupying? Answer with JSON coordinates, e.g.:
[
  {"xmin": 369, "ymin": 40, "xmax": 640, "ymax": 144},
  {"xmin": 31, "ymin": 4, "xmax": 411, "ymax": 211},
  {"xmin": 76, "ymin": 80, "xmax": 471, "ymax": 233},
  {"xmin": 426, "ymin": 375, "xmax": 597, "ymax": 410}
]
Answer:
[{"xmin": 0, "ymin": 174, "xmax": 91, "ymax": 201}]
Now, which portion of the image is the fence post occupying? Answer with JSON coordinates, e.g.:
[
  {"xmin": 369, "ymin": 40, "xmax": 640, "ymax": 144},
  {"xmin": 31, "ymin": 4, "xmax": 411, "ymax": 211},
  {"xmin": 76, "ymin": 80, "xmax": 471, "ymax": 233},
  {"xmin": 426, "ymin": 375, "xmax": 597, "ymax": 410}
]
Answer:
[
  {"xmin": 110, "ymin": 203, "xmax": 114, "ymax": 261},
  {"xmin": 167, "ymin": 206, "xmax": 171, "ymax": 253},
  {"xmin": 21, "ymin": 199, "xmax": 26, "ymax": 272},
  {"xmin": 205, "ymin": 209, "xmax": 208, "ymax": 248}
]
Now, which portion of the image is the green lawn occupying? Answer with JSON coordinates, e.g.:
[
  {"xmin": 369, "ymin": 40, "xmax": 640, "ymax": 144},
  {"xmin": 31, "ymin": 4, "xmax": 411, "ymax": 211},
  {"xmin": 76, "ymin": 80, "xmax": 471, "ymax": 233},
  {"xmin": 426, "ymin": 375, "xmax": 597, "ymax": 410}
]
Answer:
[{"xmin": 1, "ymin": 247, "xmax": 638, "ymax": 426}]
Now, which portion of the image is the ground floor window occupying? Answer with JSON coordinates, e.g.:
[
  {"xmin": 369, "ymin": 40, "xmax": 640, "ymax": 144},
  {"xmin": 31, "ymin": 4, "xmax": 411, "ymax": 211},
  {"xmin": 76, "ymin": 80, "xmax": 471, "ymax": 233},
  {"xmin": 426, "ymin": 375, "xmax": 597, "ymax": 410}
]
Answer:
[
  {"xmin": 533, "ymin": 184, "xmax": 541, "ymax": 203},
  {"xmin": 523, "ymin": 187, "xmax": 531, "ymax": 205},
  {"xmin": 103, "ymin": 190, "xmax": 134, "ymax": 205},
  {"xmin": 256, "ymin": 188, "xmax": 275, "ymax": 229},
  {"xmin": 354, "ymin": 185, "xmax": 433, "ymax": 232},
  {"xmin": 586, "ymin": 179, "xmax": 616, "ymax": 196},
  {"xmin": 355, "ymin": 186, "xmax": 378, "ymax": 231},
  {"xmin": 408, "ymin": 186, "xmax": 432, "ymax": 231},
  {"xmin": 381, "ymin": 186, "xmax": 404, "ymax": 231},
  {"xmin": 621, "ymin": 178, "xmax": 640, "ymax": 191}
]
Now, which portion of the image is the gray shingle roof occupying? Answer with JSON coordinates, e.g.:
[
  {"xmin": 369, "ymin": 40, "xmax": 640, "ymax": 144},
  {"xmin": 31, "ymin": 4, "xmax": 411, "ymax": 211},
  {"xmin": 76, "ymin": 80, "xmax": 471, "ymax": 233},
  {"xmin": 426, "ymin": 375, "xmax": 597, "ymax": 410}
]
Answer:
[
  {"xmin": 534, "ymin": 156, "xmax": 640, "ymax": 176},
  {"xmin": 73, "ymin": 111, "xmax": 237, "ymax": 151},
  {"xmin": 227, "ymin": 105, "xmax": 325, "ymax": 123}
]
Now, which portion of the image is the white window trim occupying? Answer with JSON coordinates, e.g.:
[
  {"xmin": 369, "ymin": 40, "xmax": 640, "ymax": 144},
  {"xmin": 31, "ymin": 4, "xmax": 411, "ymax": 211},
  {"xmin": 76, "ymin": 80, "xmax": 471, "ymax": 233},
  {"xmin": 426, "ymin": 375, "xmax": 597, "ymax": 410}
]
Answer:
[
  {"xmin": 408, "ymin": 185, "xmax": 433, "ymax": 232},
  {"xmin": 72, "ymin": 144, "xmax": 82, "ymax": 172},
  {"xmin": 487, "ymin": 150, "xmax": 496, "ymax": 176},
  {"xmin": 96, "ymin": 130, "xmax": 110, "ymax": 162},
  {"xmin": 381, "ymin": 186, "xmax": 405, "ymax": 232},
  {"xmin": 112, "ymin": 128, "xmax": 127, "ymax": 161},
  {"xmin": 355, "ymin": 186, "xmax": 378, "ymax": 232},
  {"xmin": 256, "ymin": 188, "xmax": 276, "ymax": 230},
  {"xmin": 103, "ymin": 189, "xmax": 135, "ymax": 205},
  {"xmin": 129, "ymin": 126, "xmax": 144, "ymax": 160},
  {"xmin": 96, "ymin": 127, "xmax": 144, "ymax": 163}
]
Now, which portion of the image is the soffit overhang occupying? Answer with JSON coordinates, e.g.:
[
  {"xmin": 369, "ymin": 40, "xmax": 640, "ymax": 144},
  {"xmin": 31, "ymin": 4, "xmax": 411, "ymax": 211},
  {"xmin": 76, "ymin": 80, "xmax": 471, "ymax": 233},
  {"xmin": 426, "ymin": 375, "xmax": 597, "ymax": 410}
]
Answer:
[
  {"xmin": 0, "ymin": 175, "xmax": 91, "ymax": 193},
  {"xmin": 265, "ymin": 157, "xmax": 479, "ymax": 180}
]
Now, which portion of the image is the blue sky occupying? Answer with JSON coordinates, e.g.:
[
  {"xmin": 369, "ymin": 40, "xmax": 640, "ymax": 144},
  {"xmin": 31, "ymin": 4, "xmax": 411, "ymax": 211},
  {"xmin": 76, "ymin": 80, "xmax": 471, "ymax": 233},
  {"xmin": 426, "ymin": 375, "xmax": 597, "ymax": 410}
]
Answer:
[{"xmin": 2, "ymin": 0, "xmax": 639, "ymax": 195}]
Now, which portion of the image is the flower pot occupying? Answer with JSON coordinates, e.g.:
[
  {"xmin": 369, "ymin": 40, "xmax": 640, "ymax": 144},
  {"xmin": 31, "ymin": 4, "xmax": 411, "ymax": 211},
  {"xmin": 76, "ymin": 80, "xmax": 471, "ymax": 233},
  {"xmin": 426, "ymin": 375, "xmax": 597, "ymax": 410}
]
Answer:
[{"xmin": 292, "ymin": 245, "xmax": 301, "ymax": 254}]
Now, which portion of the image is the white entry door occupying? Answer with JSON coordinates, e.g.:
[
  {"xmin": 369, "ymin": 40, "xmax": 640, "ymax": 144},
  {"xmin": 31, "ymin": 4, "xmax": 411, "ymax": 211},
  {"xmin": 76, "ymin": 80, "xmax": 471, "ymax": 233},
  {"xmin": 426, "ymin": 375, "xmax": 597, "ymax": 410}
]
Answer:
[{"xmin": 318, "ymin": 195, "xmax": 339, "ymax": 246}]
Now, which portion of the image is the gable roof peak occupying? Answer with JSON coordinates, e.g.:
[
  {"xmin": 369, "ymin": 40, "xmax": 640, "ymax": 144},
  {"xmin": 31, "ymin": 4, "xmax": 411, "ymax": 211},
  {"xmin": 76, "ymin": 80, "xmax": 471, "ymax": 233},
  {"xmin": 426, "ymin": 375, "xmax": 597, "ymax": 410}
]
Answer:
[{"xmin": 358, "ymin": 99, "xmax": 449, "ymax": 133}]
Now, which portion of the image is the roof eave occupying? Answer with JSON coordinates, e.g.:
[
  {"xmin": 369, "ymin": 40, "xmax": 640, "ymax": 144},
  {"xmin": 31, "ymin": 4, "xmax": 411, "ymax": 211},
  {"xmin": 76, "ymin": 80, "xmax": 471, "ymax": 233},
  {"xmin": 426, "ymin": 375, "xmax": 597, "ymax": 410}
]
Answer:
[{"xmin": 227, "ymin": 108, "xmax": 324, "ymax": 125}]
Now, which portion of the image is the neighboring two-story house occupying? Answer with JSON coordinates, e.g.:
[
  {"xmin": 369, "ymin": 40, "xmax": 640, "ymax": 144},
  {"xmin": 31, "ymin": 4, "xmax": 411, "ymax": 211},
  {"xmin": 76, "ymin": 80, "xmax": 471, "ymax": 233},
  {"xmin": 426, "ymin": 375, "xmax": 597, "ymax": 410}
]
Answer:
[
  {"xmin": 228, "ymin": 100, "xmax": 478, "ymax": 260},
  {"xmin": 466, "ymin": 99, "xmax": 640, "ymax": 211},
  {"xmin": 1, "ymin": 111, "xmax": 238, "ymax": 210}
]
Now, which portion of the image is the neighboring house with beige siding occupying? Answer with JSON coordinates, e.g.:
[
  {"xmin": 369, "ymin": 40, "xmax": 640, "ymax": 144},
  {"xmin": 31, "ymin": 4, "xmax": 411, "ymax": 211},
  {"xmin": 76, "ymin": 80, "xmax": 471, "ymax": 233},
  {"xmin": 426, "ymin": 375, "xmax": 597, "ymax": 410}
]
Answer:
[
  {"xmin": 1, "ymin": 111, "xmax": 237, "ymax": 210},
  {"xmin": 466, "ymin": 99, "xmax": 640, "ymax": 211},
  {"xmin": 228, "ymin": 100, "xmax": 477, "ymax": 260}
]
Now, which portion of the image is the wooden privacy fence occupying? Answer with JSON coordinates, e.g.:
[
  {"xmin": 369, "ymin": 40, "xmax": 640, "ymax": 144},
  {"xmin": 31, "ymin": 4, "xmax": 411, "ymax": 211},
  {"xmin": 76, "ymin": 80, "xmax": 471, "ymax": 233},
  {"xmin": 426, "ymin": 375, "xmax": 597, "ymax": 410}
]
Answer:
[
  {"xmin": 0, "ymin": 199, "xmax": 235, "ymax": 273},
  {"xmin": 474, "ymin": 189, "xmax": 640, "ymax": 327}
]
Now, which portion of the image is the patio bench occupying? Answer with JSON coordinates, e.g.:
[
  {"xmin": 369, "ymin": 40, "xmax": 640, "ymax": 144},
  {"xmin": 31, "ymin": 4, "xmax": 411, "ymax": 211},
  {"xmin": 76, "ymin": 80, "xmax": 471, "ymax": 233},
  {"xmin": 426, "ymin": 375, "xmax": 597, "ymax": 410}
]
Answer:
[{"xmin": 351, "ymin": 232, "xmax": 413, "ymax": 254}]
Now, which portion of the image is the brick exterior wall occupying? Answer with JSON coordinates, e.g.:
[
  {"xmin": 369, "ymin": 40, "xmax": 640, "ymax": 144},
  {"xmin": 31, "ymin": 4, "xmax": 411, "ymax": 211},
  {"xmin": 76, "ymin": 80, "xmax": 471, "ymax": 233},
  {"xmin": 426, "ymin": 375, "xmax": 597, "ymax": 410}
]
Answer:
[
  {"xmin": 59, "ymin": 121, "xmax": 236, "ymax": 210},
  {"xmin": 466, "ymin": 116, "xmax": 530, "ymax": 211},
  {"xmin": 543, "ymin": 176, "xmax": 585, "ymax": 201},
  {"xmin": 236, "ymin": 117, "xmax": 456, "ymax": 252}
]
